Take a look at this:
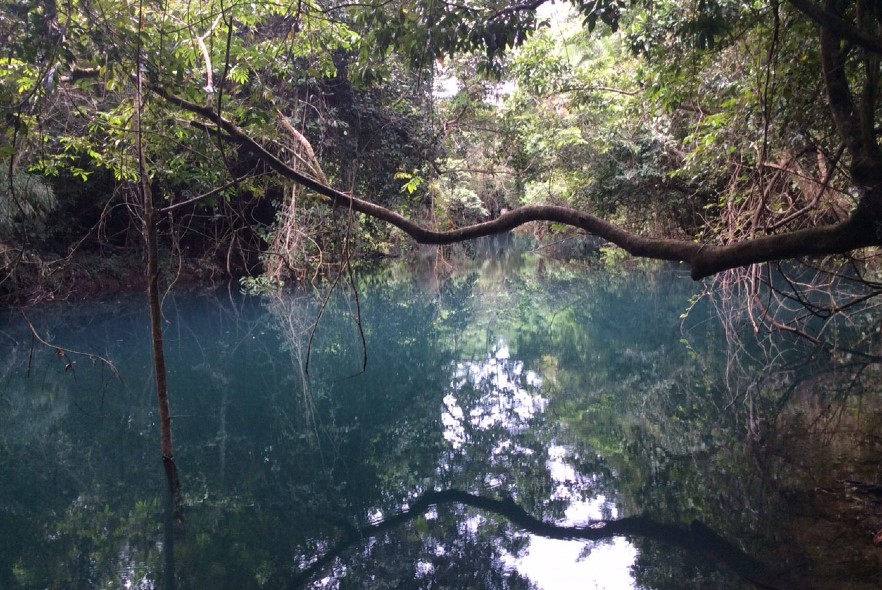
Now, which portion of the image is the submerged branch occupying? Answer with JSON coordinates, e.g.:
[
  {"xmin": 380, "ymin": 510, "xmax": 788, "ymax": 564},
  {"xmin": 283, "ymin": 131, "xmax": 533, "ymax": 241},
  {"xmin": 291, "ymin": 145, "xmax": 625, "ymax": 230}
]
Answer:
[{"xmin": 150, "ymin": 86, "xmax": 881, "ymax": 280}]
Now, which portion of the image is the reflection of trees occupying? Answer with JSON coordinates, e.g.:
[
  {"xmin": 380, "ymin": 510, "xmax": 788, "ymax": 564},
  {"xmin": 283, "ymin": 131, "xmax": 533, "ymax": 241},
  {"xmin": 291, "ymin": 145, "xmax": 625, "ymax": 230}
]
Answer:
[
  {"xmin": 4, "ymin": 257, "xmax": 880, "ymax": 589},
  {"xmin": 263, "ymin": 289, "xmax": 325, "ymax": 445},
  {"xmin": 505, "ymin": 261, "xmax": 882, "ymax": 590},
  {"xmin": 436, "ymin": 348, "xmax": 564, "ymax": 520},
  {"xmin": 703, "ymin": 264, "xmax": 882, "ymax": 432},
  {"xmin": 288, "ymin": 489, "xmax": 781, "ymax": 590},
  {"xmin": 466, "ymin": 263, "xmax": 782, "ymax": 586},
  {"xmin": 311, "ymin": 502, "xmax": 538, "ymax": 590},
  {"xmin": 0, "ymin": 303, "xmax": 165, "ymax": 588},
  {"xmin": 688, "ymin": 265, "xmax": 882, "ymax": 589}
]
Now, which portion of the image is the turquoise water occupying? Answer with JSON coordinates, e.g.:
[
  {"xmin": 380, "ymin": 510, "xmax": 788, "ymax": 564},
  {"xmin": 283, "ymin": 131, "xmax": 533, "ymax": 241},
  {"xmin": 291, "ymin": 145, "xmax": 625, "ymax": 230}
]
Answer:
[{"xmin": 1, "ymin": 248, "xmax": 877, "ymax": 589}]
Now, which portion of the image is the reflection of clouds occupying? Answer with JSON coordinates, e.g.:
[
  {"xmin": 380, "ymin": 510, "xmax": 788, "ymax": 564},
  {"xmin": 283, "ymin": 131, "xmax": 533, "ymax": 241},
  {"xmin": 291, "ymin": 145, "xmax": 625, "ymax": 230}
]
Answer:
[
  {"xmin": 415, "ymin": 560, "xmax": 434, "ymax": 577},
  {"xmin": 511, "ymin": 444, "xmax": 638, "ymax": 589},
  {"xmin": 442, "ymin": 342, "xmax": 547, "ymax": 450},
  {"xmin": 491, "ymin": 439, "xmax": 535, "ymax": 459},
  {"xmin": 546, "ymin": 444, "xmax": 602, "ymax": 513},
  {"xmin": 514, "ymin": 536, "xmax": 638, "ymax": 590},
  {"xmin": 439, "ymin": 340, "xmax": 638, "ymax": 589}
]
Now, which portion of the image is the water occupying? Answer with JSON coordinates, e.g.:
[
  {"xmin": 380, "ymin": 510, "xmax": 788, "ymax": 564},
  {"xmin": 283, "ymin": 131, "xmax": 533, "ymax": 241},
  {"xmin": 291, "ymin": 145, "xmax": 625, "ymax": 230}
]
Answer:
[{"xmin": 1, "ymin": 247, "xmax": 880, "ymax": 589}]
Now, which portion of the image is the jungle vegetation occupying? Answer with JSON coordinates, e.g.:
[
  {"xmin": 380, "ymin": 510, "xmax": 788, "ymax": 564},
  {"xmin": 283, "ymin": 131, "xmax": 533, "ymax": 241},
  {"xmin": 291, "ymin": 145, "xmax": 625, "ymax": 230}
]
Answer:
[
  {"xmin": 3, "ymin": 4, "xmax": 882, "ymax": 586},
  {"xmin": 2, "ymin": 0, "xmax": 881, "ymax": 291}
]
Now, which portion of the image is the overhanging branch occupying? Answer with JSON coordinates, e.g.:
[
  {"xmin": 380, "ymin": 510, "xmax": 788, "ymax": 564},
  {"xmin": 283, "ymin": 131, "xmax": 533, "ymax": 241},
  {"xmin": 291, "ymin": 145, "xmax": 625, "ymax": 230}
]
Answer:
[{"xmin": 149, "ymin": 85, "xmax": 880, "ymax": 280}]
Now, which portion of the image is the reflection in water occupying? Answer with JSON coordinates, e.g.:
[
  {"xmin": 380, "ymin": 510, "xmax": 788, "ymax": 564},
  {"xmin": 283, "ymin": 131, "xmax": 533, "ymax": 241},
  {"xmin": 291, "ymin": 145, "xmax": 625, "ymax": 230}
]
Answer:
[
  {"xmin": 1, "ymin": 249, "xmax": 880, "ymax": 589},
  {"xmin": 518, "ymin": 447, "xmax": 638, "ymax": 590},
  {"xmin": 441, "ymin": 342, "xmax": 639, "ymax": 588},
  {"xmin": 514, "ymin": 536, "xmax": 637, "ymax": 590},
  {"xmin": 442, "ymin": 343, "xmax": 545, "ymax": 450}
]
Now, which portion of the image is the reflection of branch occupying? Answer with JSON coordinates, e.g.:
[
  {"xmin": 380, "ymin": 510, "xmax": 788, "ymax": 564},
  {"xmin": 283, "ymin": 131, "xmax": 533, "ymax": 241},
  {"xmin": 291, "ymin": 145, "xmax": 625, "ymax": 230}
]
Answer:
[{"xmin": 289, "ymin": 489, "xmax": 787, "ymax": 590}]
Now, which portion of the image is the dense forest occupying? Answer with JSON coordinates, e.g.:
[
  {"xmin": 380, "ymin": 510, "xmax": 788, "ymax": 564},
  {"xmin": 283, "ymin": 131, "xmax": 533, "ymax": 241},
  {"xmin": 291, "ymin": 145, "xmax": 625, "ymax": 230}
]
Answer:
[{"xmin": 2, "ymin": 0, "xmax": 881, "ymax": 296}]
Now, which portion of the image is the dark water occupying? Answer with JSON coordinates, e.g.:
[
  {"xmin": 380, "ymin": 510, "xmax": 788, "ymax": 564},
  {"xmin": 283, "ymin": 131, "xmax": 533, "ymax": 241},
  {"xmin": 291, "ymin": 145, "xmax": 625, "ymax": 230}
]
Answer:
[{"xmin": 2, "ymin": 247, "xmax": 881, "ymax": 589}]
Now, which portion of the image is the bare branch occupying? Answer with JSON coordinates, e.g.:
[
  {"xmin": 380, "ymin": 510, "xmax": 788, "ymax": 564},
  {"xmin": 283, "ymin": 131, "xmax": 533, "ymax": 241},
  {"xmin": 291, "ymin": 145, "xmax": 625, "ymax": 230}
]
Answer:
[
  {"xmin": 160, "ymin": 173, "xmax": 262, "ymax": 212},
  {"xmin": 21, "ymin": 313, "xmax": 122, "ymax": 381},
  {"xmin": 276, "ymin": 110, "xmax": 328, "ymax": 185}
]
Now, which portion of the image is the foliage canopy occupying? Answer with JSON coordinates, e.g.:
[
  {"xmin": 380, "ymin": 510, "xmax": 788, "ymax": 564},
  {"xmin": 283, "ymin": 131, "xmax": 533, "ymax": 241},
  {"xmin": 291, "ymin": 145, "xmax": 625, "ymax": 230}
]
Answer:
[{"xmin": 2, "ymin": 0, "xmax": 882, "ymax": 293}]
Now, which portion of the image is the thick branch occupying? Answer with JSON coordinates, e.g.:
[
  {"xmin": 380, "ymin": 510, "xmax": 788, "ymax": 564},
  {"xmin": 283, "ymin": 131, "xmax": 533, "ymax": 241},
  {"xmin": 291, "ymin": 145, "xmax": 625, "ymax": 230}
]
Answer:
[
  {"xmin": 485, "ymin": 0, "xmax": 550, "ymax": 23},
  {"xmin": 789, "ymin": 0, "xmax": 882, "ymax": 54},
  {"xmin": 858, "ymin": 0, "xmax": 882, "ymax": 165},
  {"xmin": 818, "ymin": 0, "xmax": 882, "ymax": 184},
  {"xmin": 149, "ymin": 86, "xmax": 881, "ymax": 280},
  {"xmin": 59, "ymin": 65, "xmax": 101, "ymax": 84},
  {"xmin": 819, "ymin": 1, "xmax": 865, "ymax": 167}
]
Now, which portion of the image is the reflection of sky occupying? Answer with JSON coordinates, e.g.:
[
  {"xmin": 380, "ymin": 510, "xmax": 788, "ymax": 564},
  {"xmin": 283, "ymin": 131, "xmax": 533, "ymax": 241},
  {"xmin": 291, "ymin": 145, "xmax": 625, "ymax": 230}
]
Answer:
[
  {"xmin": 516, "ymin": 536, "xmax": 638, "ymax": 590},
  {"xmin": 513, "ymin": 447, "xmax": 638, "ymax": 590},
  {"xmin": 442, "ymin": 343, "xmax": 546, "ymax": 449},
  {"xmin": 443, "ymin": 341, "xmax": 639, "ymax": 589}
]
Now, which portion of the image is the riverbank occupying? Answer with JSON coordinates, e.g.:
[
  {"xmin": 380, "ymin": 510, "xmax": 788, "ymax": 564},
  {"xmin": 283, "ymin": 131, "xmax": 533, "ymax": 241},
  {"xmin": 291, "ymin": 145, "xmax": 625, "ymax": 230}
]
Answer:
[
  {"xmin": 1, "ymin": 233, "xmax": 589, "ymax": 306},
  {"xmin": 0, "ymin": 249, "xmax": 228, "ymax": 306}
]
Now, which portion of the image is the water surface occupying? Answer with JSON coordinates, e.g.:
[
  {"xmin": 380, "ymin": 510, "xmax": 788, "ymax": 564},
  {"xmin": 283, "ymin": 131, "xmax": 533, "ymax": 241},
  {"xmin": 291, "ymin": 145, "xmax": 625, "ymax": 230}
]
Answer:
[{"xmin": 2, "ymin": 247, "xmax": 880, "ymax": 589}]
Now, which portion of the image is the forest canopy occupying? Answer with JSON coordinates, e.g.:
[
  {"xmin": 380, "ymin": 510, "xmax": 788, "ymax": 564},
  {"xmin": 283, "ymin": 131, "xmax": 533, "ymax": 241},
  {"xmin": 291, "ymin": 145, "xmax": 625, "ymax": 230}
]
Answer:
[{"xmin": 2, "ymin": 0, "xmax": 882, "ymax": 296}]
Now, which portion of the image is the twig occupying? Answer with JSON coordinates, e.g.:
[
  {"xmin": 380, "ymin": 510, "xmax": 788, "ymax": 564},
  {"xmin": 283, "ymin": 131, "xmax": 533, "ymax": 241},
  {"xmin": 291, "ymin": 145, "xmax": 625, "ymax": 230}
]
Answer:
[
  {"xmin": 20, "ymin": 312, "xmax": 122, "ymax": 382},
  {"xmin": 160, "ymin": 173, "xmax": 265, "ymax": 212}
]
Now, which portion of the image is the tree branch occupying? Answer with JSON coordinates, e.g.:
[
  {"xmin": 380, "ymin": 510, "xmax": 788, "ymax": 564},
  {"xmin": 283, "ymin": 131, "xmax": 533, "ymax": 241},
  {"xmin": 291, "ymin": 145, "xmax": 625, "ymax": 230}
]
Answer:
[
  {"xmin": 148, "ymin": 85, "xmax": 880, "ymax": 280},
  {"xmin": 59, "ymin": 65, "xmax": 101, "ymax": 84},
  {"xmin": 819, "ymin": 1, "xmax": 865, "ymax": 167},
  {"xmin": 160, "ymin": 173, "xmax": 260, "ymax": 213},
  {"xmin": 788, "ymin": 0, "xmax": 882, "ymax": 54},
  {"xmin": 484, "ymin": 0, "xmax": 550, "ymax": 23}
]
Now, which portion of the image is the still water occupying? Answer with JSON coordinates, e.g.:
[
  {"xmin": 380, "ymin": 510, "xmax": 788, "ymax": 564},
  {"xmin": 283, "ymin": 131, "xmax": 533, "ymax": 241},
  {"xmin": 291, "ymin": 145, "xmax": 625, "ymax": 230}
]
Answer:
[{"xmin": 1, "ymin": 247, "xmax": 880, "ymax": 589}]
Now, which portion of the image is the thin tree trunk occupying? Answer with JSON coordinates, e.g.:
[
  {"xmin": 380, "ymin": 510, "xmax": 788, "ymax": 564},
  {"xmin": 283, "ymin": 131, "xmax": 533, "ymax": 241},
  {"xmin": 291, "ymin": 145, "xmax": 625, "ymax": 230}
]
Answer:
[{"xmin": 135, "ymin": 0, "xmax": 183, "ymax": 528}]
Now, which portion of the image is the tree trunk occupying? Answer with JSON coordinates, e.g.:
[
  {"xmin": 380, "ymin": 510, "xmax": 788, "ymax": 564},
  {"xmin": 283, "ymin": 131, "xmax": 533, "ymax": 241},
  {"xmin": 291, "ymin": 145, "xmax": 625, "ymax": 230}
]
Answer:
[
  {"xmin": 135, "ymin": 3, "xmax": 183, "ymax": 528},
  {"xmin": 143, "ymin": 172, "xmax": 184, "ymax": 525}
]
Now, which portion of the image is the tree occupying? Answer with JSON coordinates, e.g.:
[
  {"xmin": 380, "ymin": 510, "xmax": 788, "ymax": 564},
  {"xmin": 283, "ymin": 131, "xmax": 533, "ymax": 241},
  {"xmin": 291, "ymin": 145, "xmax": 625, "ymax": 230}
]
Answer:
[
  {"xmin": 4, "ymin": 0, "xmax": 881, "ymax": 284},
  {"xmin": 143, "ymin": 0, "xmax": 882, "ymax": 282}
]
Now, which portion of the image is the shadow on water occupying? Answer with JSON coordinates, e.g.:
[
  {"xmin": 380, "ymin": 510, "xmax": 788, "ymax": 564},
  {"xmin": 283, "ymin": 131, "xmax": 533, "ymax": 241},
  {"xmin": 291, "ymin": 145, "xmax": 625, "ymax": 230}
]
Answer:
[{"xmin": 1, "ymin": 245, "xmax": 881, "ymax": 589}]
